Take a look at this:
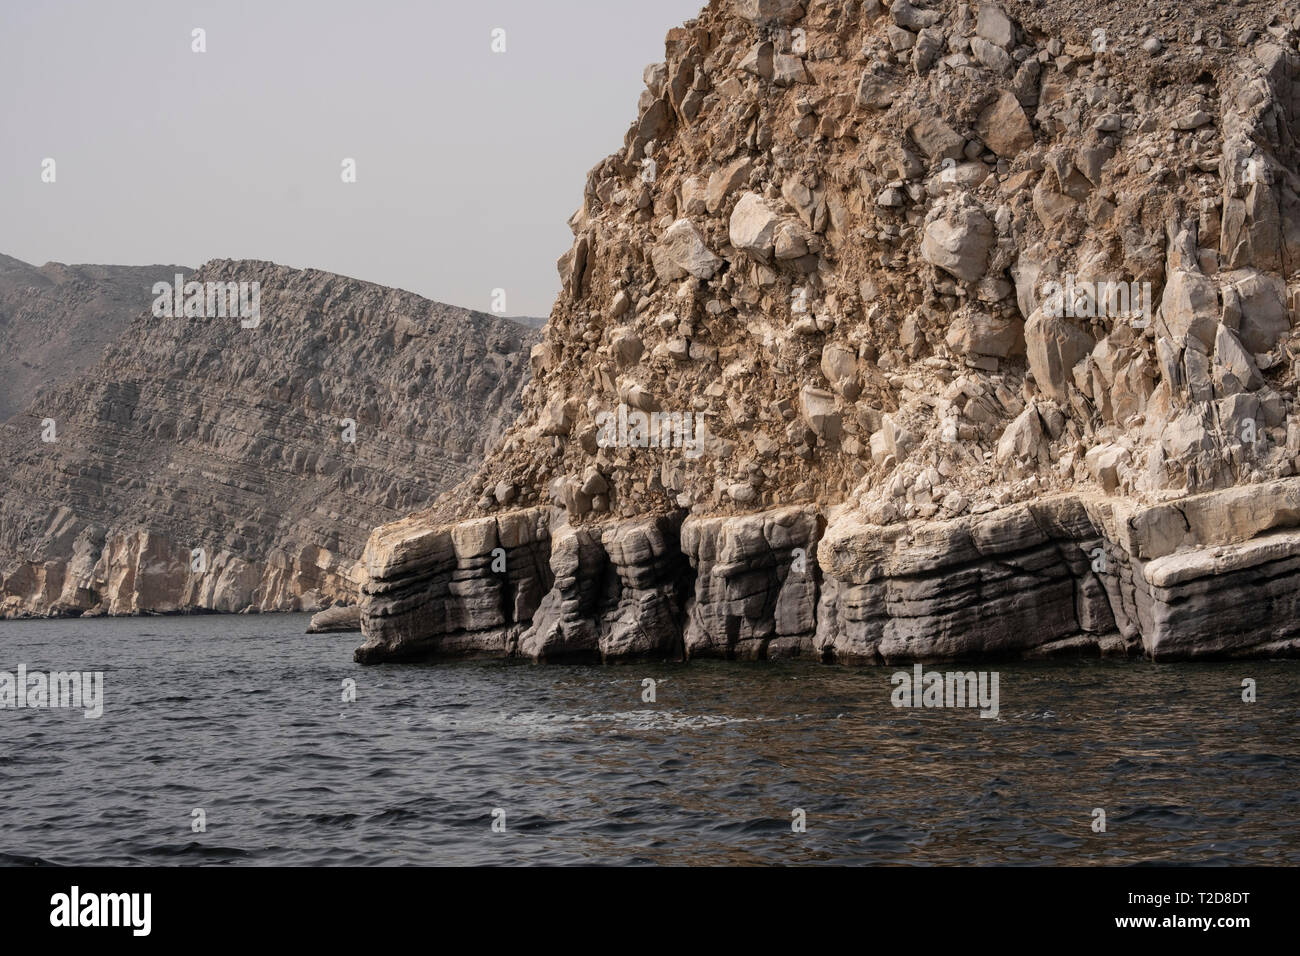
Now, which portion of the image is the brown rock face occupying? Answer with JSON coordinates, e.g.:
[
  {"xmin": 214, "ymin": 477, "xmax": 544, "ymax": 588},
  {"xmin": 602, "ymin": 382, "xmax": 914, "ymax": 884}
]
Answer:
[
  {"xmin": 0, "ymin": 255, "xmax": 191, "ymax": 422},
  {"xmin": 0, "ymin": 259, "xmax": 538, "ymax": 617},
  {"xmin": 976, "ymin": 91, "xmax": 1034, "ymax": 158},
  {"xmin": 344, "ymin": 0, "xmax": 1300, "ymax": 664}
]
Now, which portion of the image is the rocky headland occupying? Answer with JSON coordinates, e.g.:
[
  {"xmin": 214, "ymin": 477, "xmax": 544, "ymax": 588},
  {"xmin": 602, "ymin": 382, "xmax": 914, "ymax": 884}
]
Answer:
[{"xmin": 355, "ymin": 0, "xmax": 1300, "ymax": 665}]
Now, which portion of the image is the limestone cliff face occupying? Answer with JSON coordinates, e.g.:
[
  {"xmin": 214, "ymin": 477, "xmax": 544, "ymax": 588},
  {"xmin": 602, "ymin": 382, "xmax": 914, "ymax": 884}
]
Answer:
[
  {"xmin": 0, "ymin": 259, "xmax": 537, "ymax": 617},
  {"xmin": 357, "ymin": 482, "xmax": 1300, "ymax": 664},
  {"xmin": 0, "ymin": 255, "xmax": 191, "ymax": 422},
  {"xmin": 353, "ymin": 0, "xmax": 1300, "ymax": 663}
]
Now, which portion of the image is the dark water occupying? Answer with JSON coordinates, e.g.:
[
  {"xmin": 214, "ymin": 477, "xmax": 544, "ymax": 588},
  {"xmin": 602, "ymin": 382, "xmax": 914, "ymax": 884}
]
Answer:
[{"xmin": 1, "ymin": 614, "xmax": 1297, "ymax": 865}]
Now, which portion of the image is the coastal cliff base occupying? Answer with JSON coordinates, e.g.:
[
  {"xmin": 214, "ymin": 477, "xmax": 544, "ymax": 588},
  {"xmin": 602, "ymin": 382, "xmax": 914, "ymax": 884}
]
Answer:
[{"xmin": 355, "ymin": 478, "xmax": 1300, "ymax": 665}]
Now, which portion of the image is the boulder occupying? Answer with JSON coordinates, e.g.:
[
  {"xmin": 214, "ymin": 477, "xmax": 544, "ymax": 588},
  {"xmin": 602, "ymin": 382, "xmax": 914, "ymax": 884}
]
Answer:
[
  {"xmin": 1212, "ymin": 324, "xmax": 1263, "ymax": 394},
  {"xmin": 913, "ymin": 28, "xmax": 945, "ymax": 74},
  {"xmin": 706, "ymin": 156, "xmax": 753, "ymax": 213},
  {"xmin": 307, "ymin": 605, "xmax": 362, "ymax": 633},
  {"xmin": 610, "ymin": 328, "xmax": 645, "ymax": 367},
  {"xmin": 908, "ymin": 116, "xmax": 965, "ymax": 163},
  {"xmin": 946, "ymin": 310, "xmax": 1022, "ymax": 358},
  {"xmin": 772, "ymin": 53, "xmax": 809, "ymax": 86},
  {"xmin": 921, "ymin": 199, "xmax": 995, "ymax": 281},
  {"xmin": 976, "ymin": 4, "xmax": 1016, "ymax": 48},
  {"xmin": 878, "ymin": 414, "xmax": 916, "ymax": 460},
  {"xmin": 1162, "ymin": 411, "xmax": 1215, "ymax": 459},
  {"xmin": 740, "ymin": 42, "xmax": 774, "ymax": 80},
  {"xmin": 729, "ymin": 192, "xmax": 781, "ymax": 259},
  {"xmin": 679, "ymin": 176, "xmax": 707, "ymax": 215},
  {"xmin": 891, "ymin": 0, "xmax": 941, "ymax": 30},
  {"xmin": 774, "ymin": 221, "xmax": 809, "ymax": 260},
  {"xmin": 820, "ymin": 343, "xmax": 858, "ymax": 384},
  {"xmin": 1221, "ymin": 269, "xmax": 1289, "ymax": 354},
  {"xmin": 539, "ymin": 399, "xmax": 572, "ymax": 436},
  {"xmin": 1085, "ymin": 443, "xmax": 1129, "ymax": 493},
  {"xmin": 1032, "ymin": 176, "xmax": 1078, "ymax": 229},
  {"xmin": 799, "ymin": 386, "xmax": 841, "ymax": 442},
  {"xmin": 651, "ymin": 219, "xmax": 722, "ymax": 280},
  {"xmin": 996, "ymin": 405, "xmax": 1045, "ymax": 463},
  {"xmin": 735, "ymin": 0, "xmax": 805, "ymax": 25},
  {"xmin": 976, "ymin": 91, "xmax": 1034, "ymax": 158},
  {"xmin": 857, "ymin": 71, "xmax": 896, "ymax": 110},
  {"xmin": 1218, "ymin": 393, "xmax": 1261, "ymax": 442},
  {"xmin": 971, "ymin": 36, "xmax": 1012, "ymax": 72},
  {"xmin": 1025, "ymin": 308, "xmax": 1095, "ymax": 402},
  {"xmin": 1157, "ymin": 270, "xmax": 1219, "ymax": 352}
]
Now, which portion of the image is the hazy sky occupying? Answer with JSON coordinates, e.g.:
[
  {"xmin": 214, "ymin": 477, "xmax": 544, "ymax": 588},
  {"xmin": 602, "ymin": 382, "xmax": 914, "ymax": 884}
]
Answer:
[{"xmin": 0, "ymin": 0, "xmax": 706, "ymax": 318}]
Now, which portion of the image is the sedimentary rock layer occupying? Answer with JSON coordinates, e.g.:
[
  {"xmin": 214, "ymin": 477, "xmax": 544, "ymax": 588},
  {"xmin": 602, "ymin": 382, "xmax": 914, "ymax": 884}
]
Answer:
[
  {"xmin": 356, "ymin": 478, "xmax": 1300, "ymax": 664},
  {"xmin": 0, "ymin": 259, "xmax": 538, "ymax": 617},
  {"xmin": 307, "ymin": 605, "xmax": 362, "ymax": 633},
  {"xmin": 355, "ymin": 508, "xmax": 553, "ymax": 662}
]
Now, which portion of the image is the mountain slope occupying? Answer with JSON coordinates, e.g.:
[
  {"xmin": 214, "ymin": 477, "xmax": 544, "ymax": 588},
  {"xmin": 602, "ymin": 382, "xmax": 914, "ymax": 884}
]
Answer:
[
  {"xmin": 0, "ymin": 255, "xmax": 191, "ymax": 421},
  {"xmin": 0, "ymin": 259, "xmax": 538, "ymax": 616}
]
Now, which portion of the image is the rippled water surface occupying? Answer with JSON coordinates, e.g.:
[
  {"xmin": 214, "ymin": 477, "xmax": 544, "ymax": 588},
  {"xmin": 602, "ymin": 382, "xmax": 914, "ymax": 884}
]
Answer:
[{"xmin": 2, "ymin": 614, "xmax": 1297, "ymax": 865}]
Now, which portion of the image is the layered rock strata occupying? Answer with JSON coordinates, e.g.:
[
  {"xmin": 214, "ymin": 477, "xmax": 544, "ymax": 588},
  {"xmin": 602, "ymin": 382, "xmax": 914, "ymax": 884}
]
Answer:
[
  {"xmin": 0, "ymin": 260, "xmax": 537, "ymax": 617},
  {"xmin": 355, "ymin": 508, "xmax": 553, "ymax": 662},
  {"xmin": 818, "ymin": 476, "xmax": 1300, "ymax": 661},
  {"xmin": 307, "ymin": 605, "xmax": 363, "ymax": 633},
  {"xmin": 358, "ymin": 478, "xmax": 1300, "ymax": 663}
]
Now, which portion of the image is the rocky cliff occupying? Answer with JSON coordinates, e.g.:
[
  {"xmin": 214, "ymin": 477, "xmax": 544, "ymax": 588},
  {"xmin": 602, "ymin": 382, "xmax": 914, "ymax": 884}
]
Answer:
[
  {"xmin": 0, "ymin": 259, "xmax": 537, "ymax": 616},
  {"xmin": 0, "ymin": 255, "xmax": 191, "ymax": 422},
  {"xmin": 356, "ymin": 0, "xmax": 1300, "ymax": 664}
]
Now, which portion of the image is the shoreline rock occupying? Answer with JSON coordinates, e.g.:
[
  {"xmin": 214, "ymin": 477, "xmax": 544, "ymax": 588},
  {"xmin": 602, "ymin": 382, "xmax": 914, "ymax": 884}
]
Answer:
[
  {"xmin": 354, "ymin": 479, "xmax": 1300, "ymax": 665},
  {"xmin": 353, "ymin": 507, "xmax": 553, "ymax": 663},
  {"xmin": 306, "ymin": 605, "xmax": 362, "ymax": 633}
]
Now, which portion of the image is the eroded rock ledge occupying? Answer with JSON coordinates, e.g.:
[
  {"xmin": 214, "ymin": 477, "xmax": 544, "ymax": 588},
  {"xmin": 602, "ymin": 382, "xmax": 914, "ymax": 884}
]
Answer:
[{"xmin": 355, "ymin": 479, "xmax": 1300, "ymax": 665}]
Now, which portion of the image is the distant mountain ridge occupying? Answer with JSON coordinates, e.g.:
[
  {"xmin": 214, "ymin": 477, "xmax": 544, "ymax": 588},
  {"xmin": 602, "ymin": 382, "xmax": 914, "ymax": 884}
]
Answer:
[
  {"xmin": 0, "ymin": 257, "xmax": 539, "ymax": 616},
  {"xmin": 0, "ymin": 255, "xmax": 192, "ymax": 421}
]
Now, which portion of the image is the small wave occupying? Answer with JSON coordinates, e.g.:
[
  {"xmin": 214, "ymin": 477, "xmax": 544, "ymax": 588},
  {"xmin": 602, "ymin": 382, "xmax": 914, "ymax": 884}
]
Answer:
[
  {"xmin": 428, "ymin": 709, "xmax": 772, "ymax": 734},
  {"xmin": 130, "ymin": 841, "xmax": 253, "ymax": 859}
]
